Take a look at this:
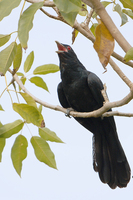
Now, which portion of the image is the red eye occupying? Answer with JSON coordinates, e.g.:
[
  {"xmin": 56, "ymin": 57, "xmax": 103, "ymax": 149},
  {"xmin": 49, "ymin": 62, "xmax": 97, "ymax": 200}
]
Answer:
[{"xmin": 67, "ymin": 46, "xmax": 71, "ymax": 50}]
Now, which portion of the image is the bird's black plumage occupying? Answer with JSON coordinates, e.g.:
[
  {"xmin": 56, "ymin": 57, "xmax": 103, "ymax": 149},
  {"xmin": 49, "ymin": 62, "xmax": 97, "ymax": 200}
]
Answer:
[{"xmin": 56, "ymin": 41, "xmax": 130, "ymax": 189}]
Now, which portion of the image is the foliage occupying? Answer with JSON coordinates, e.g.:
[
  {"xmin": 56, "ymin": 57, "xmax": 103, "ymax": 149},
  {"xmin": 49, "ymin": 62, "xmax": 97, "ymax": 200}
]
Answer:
[{"xmin": 0, "ymin": 0, "xmax": 133, "ymax": 176}]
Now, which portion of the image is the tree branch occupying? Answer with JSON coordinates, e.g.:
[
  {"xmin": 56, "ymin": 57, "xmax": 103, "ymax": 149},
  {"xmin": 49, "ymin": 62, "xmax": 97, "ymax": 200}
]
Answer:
[{"xmin": 8, "ymin": 69, "xmax": 133, "ymax": 118}]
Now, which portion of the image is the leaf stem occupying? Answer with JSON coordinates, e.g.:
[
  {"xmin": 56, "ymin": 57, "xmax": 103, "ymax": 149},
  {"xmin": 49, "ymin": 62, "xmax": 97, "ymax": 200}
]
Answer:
[{"xmin": 20, "ymin": 0, "xmax": 26, "ymax": 16}]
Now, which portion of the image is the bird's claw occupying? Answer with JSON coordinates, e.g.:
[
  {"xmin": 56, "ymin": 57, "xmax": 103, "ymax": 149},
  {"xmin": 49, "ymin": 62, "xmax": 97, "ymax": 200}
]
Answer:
[{"xmin": 65, "ymin": 108, "xmax": 74, "ymax": 118}]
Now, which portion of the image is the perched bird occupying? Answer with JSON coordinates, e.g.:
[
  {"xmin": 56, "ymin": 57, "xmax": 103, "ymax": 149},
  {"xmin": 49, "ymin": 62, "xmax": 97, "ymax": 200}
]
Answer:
[{"xmin": 56, "ymin": 41, "xmax": 131, "ymax": 189}]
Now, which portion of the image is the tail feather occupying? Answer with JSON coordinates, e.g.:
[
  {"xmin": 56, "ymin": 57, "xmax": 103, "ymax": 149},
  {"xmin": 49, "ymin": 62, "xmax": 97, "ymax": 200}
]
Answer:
[{"xmin": 93, "ymin": 128, "xmax": 131, "ymax": 189}]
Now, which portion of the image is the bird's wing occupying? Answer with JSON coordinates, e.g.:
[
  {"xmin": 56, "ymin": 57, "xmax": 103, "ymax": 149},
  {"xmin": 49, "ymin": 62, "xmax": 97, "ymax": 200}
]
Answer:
[
  {"xmin": 87, "ymin": 71, "xmax": 117, "ymax": 132},
  {"xmin": 57, "ymin": 82, "xmax": 70, "ymax": 108},
  {"xmin": 87, "ymin": 72, "xmax": 104, "ymax": 108}
]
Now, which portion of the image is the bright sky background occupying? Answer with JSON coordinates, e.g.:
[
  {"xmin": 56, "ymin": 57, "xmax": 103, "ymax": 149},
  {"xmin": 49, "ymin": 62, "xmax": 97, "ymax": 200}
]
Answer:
[{"xmin": 0, "ymin": 1, "xmax": 133, "ymax": 200}]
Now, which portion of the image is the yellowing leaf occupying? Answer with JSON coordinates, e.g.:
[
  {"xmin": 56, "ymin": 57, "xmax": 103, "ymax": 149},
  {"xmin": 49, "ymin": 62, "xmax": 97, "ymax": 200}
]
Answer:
[
  {"xmin": 31, "ymin": 136, "xmax": 57, "ymax": 169},
  {"xmin": 119, "ymin": 0, "xmax": 133, "ymax": 10},
  {"xmin": 0, "ymin": 120, "xmax": 24, "ymax": 138},
  {"xmin": 0, "ymin": 138, "xmax": 6, "ymax": 162},
  {"xmin": 39, "ymin": 127, "xmax": 64, "ymax": 143},
  {"xmin": 29, "ymin": 76, "xmax": 49, "ymax": 92},
  {"xmin": 0, "ymin": 0, "xmax": 22, "ymax": 21},
  {"xmin": 0, "ymin": 34, "xmax": 11, "ymax": 47},
  {"xmin": 13, "ymin": 103, "xmax": 44, "ymax": 127},
  {"xmin": 13, "ymin": 43, "xmax": 22, "ymax": 71},
  {"xmin": 0, "ymin": 105, "xmax": 4, "ymax": 111},
  {"xmin": 33, "ymin": 64, "xmax": 59, "ymax": 75},
  {"xmin": 18, "ymin": 2, "xmax": 44, "ymax": 49},
  {"xmin": 0, "ymin": 42, "xmax": 17, "ymax": 75},
  {"xmin": 72, "ymin": 29, "xmax": 79, "ymax": 44},
  {"xmin": 11, "ymin": 135, "xmax": 28, "ymax": 176},
  {"xmin": 24, "ymin": 51, "xmax": 34, "ymax": 73},
  {"xmin": 19, "ymin": 92, "xmax": 37, "ymax": 108},
  {"xmin": 93, "ymin": 19, "xmax": 114, "ymax": 69},
  {"xmin": 124, "ymin": 47, "xmax": 133, "ymax": 62}
]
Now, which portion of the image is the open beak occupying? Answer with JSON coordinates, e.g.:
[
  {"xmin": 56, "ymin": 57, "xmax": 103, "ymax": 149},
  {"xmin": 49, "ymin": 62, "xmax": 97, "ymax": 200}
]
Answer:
[{"xmin": 55, "ymin": 41, "xmax": 68, "ymax": 53}]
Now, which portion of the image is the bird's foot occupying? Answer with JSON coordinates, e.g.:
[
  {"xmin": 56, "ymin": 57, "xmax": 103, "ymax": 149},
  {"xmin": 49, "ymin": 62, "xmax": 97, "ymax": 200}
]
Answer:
[{"xmin": 65, "ymin": 108, "xmax": 74, "ymax": 118}]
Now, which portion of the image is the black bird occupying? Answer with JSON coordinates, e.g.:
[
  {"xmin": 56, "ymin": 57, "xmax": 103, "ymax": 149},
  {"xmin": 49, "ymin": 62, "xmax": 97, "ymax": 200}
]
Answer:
[{"xmin": 56, "ymin": 41, "xmax": 131, "ymax": 189}]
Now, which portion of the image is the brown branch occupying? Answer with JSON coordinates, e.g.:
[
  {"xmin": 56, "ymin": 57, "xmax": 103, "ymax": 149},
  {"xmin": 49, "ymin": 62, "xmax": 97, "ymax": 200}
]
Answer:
[
  {"xmin": 109, "ymin": 58, "xmax": 133, "ymax": 89},
  {"xmin": 103, "ymin": 111, "xmax": 133, "ymax": 117},
  {"xmin": 8, "ymin": 69, "xmax": 133, "ymax": 118},
  {"xmin": 40, "ymin": 8, "xmax": 59, "ymax": 20},
  {"xmin": 112, "ymin": 52, "xmax": 133, "ymax": 68}
]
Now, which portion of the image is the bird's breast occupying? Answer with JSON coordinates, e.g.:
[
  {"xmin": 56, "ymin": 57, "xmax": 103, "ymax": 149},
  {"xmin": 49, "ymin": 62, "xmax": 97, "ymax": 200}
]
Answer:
[{"xmin": 62, "ymin": 76, "xmax": 97, "ymax": 112}]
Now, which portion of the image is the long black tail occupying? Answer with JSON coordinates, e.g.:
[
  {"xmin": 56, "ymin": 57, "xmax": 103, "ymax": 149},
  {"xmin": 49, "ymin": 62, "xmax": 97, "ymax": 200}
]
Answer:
[{"xmin": 93, "ymin": 123, "xmax": 131, "ymax": 189}]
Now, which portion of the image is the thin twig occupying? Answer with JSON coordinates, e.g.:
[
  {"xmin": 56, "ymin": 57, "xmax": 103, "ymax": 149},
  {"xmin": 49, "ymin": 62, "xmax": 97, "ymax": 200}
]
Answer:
[
  {"xmin": 112, "ymin": 52, "xmax": 133, "ymax": 68},
  {"xmin": 40, "ymin": 8, "xmax": 59, "ymax": 20}
]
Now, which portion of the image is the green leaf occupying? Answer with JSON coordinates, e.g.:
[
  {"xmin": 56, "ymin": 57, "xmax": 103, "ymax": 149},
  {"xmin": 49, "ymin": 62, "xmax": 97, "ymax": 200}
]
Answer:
[
  {"xmin": 69, "ymin": 0, "xmax": 82, "ymax": 8},
  {"xmin": 31, "ymin": 136, "xmax": 57, "ymax": 169},
  {"xmin": 114, "ymin": 4, "xmax": 128, "ymax": 26},
  {"xmin": 18, "ymin": 2, "xmax": 44, "ymax": 49},
  {"xmin": 101, "ymin": 1, "xmax": 112, "ymax": 7},
  {"xmin": 0, "ymin": 0, "xmax": 22, "ymax": 21},
  {"xmin": 119, "ymin": 0, "xmax": 133, "ymax": 10},
  {"xmin": 13, "ymin": 43, "xmax": 22, "ymax": 71},
  {"xmin": 16, "ymin": 72, "xmax": 24, "ymax": 76},
  {"xmin": 0, "ymin": 120, "xmax": 24, "ymax": 138},
  {"xmin": 13, "ymin": 103, "xmax": 44, "ymax": 127},
  {"xmin": 0, "ymin": 105, "xmax": 4, "ymax": 111},
  {"xmin": 54, "ymin": 0, "xmax": 81, "ymax": 13},
  {"xmin": 19, "ymin": 92, "xmax": 37, "ymax": 108},
  {"xmin": 90, "ymin": 23, "xmax": 98, "ymax": 36},
  {"xmin": 24, "ymin": 51, "xmax": 34, "ymax": 73},
  {"xmin": 0, "ymin": 138, "xmax": 6, "ymax": 162},
  {"xmin": 11, "ymin": 135, "xmax": 28, "ymax": 176},
  {"xmin": 38, "ymin": 104, "xmax": 42, "ymax": 113},
  {"xmin": 33, "ymin": 64, "xmax": 59, "ymax": 75},
  {"xmin": 122, "ymin": 9, "xmax": 133, "ymax": 19},
  {"xmin": 124, "ymin": 47, "xmax": 133, "ymax": 62},
  {"xmin": 29, "ymin": 76, "xmax": 49, "ymax": 92},
  {"xmin": 0, "ymin": 42, "xmax": 17, "ymax": 75},
  {"xmin": 0, "ymin": 34, "xmax": 11, "ymax": 47},
  {"xmin": 39, "ymin": 127, "xmax": 64, "ymax": 143},
  {"xmin": 60, "ymin": 11, "xmax": 78, "ymax": 26},
  {"xmin": 0, "ymin": 122, "xmax": 3, "ymax": 128},
  {"xmin": 53, "ymin": 0, "xmax": 81, "ymax": 25}
]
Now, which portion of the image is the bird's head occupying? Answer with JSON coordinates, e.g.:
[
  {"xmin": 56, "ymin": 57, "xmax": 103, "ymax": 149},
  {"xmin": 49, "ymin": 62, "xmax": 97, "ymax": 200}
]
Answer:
[{"xmin": 55, "ymin": 41, "xmax": 77, "ymax": 61}]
